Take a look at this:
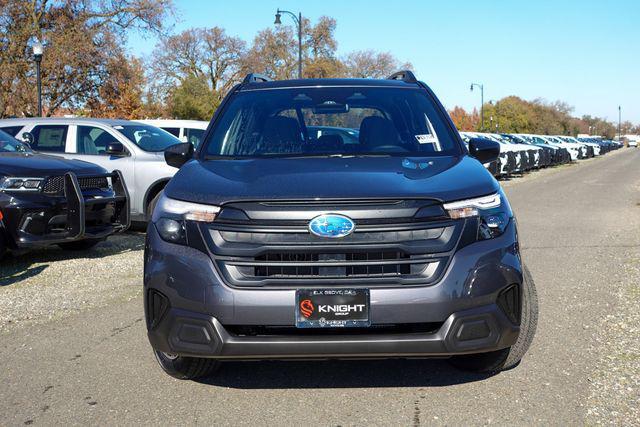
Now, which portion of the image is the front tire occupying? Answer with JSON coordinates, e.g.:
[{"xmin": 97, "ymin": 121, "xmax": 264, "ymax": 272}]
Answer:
[
  {"xmin": 146, "ymin": 192, "xmax": 163, "ymax": 221},
  {"xmin": 153, "ymin": 350, "xmax": 220, "ymax": 380},
  {"xmin": 449, "ymin": 265, "xmax": 538, "ymax": 373}
]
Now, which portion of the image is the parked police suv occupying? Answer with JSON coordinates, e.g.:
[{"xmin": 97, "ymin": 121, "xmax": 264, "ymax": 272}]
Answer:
[
  {"xmin": 144, "ymin": 71, "xmax": 538, "ymax": 380},
  {"xmin": 0, "ymin": 129, "xmax": 129, "ymax": 257}
]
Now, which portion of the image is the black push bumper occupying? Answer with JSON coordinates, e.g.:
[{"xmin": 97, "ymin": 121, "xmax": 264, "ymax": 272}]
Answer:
[{"xmin": 1, "ymin": 171, "xmax": 130, "ymax": 248}]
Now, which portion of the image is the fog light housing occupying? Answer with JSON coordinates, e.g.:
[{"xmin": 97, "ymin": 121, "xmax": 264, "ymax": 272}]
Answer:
[
  {"xmin": 478, "ymin": 211, "xmax": 509, "ymax": 239},
  {"xmin": 156, "ymin": 218, "xmax": 186, "ymax": 244}
]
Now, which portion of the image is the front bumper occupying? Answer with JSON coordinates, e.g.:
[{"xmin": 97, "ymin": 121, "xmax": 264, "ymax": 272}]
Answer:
[
  {"xmin": 144, "ymin": 220, "xmax": 523, "ymax": 359},
  {"xmin": 0, "ymin": 171, "xmax": 129, "ymax": 248},
  {"xmin": 148, "ymin": 303, "xmax": 518, "ymax": 359}
]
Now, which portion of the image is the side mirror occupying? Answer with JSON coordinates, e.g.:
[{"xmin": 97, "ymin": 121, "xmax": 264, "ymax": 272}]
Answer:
[
  {"xmin": 105, "ymin": 142, "xmax": 127, "ymax": 156},
  {"xmin": 165, "ymin": 143, "xmax": 194, "ymax": 168},
  {"xmin": 21, "ymin": 132, "xmax": 34, "ymax": 147},
  {"xmin": 468, "ymin": 137, "xmax": 500, "ymax": 164}
]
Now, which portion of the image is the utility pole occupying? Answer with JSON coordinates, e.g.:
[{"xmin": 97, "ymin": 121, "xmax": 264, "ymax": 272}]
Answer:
[
  {"xmin": 470, "ymin": 83, "xmax": 484, "ymax": 131},
  {"xmin": 275, "ymin": 9, "xmax": 303, "ymax": 79},
  {"xmin": 618, "ymin": 106, "xmax": 621, "ymax": 141},
  {"xmin": 33, "ymin": 41, "xmax": 44, "ymax": 116}
]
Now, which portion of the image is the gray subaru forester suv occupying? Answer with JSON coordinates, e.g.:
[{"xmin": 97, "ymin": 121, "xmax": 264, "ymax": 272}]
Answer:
[{"xmin": 144, "ymin": 71, "xmax": 538, "ymax": 380}]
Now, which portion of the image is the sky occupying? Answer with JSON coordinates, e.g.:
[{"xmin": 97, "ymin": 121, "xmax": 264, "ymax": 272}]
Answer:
[{"xmin": 127, "ymin": 0, "xmax": 640, "ymax": 123}]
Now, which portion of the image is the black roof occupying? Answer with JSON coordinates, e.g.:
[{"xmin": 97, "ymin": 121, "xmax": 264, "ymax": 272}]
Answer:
[{"xmin": 239, "ymin": 77, "xmax": 421, "ymax": 91}]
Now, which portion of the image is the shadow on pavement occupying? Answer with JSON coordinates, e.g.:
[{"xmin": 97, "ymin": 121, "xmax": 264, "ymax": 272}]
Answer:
[
  {"xmin": 0, "ymin": 232, "xmax": 145, "ymax": 287},
  {"xmin": 197, "ymin": 359, "xmax": 494, "ymax": 389}
]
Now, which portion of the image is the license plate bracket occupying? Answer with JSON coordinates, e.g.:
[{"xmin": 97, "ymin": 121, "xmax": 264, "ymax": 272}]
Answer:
[{"xmin": 295, "ymin": 288, "xmax": 370, "ymax": 328}]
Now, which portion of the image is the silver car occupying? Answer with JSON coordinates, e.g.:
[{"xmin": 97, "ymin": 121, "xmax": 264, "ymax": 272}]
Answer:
[{"xmin": 0, "ymin": 118, "xmax": 181, "ymax": 222}]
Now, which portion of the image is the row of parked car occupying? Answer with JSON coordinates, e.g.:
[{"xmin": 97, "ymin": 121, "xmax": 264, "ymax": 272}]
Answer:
[{"xmin": 459, "ymin": 132, "xmax": 623, "ymax": 178}]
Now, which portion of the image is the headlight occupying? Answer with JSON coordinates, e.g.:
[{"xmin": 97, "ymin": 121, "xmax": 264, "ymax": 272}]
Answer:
[
  {"xmin": 153, "ymin": 193, "xmax": 220, "ymax": 244},
  {"xmin": 443, "ymin": 192, "xmax": 512, "ymax": 239},
  {"xmin": 0, "ymin": 177, "xmax": 44, "ymax": 192}
]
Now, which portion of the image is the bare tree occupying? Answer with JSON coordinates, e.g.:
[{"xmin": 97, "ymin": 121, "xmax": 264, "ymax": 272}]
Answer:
[
  {"xmin": 242, "ymin": 26, "xmax": 298, "ymax": 80},
  {"xmin": 243, "ymin": 16, "xmax": 343, "ymax": 80},
  {"xmin": 150, "ymin": 26, "xmax": 246, "ymax": 107},
  {"xmin": 343, "ymin": 50, "xmax": 412, "ymax": 79},
  {"xmin": 86, "ymin": 53, "xmax": 146, "ymax": 119}
]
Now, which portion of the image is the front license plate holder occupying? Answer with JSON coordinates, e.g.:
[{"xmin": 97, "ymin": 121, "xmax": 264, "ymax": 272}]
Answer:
[{"xmin": 295, "ymin": 288, "xmax": 370, "ymax": 328}]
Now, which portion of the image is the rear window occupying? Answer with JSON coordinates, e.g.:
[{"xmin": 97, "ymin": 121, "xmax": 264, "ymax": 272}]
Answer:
[{"xmin": 202, "ymin": 87, "xmax": 460, "ymax": 158}]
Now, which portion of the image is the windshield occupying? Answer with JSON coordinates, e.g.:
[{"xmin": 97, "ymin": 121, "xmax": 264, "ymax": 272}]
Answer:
[
  {"xmin": 0, "ymin": 129, "xmax": 31, "ymax": 153},
  {"xmin": 114, "ymin": 124, "xmax": 181, "ymax": 152},
  {"xmin": 202, "ymin": 87, "xmax": 461, "ymax": 158}
]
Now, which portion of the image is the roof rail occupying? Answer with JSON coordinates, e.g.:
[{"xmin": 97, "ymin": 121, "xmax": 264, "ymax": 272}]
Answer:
[
  {"xmin": 386, "ymin": 70, "xmax": 418, "ymax": 83},
  {"xmin": 242, "ymin": 73, "xmax": 272, "ymax": 84}
]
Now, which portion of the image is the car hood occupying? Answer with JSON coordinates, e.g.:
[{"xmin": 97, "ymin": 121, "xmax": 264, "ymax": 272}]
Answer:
[
  {"xmin": 0, "ymin": 152, "xmax": 106, "ymax": 177},
  {"xmin": 164, "ymin": 155, "xmax": 500, "ymax": 205}
]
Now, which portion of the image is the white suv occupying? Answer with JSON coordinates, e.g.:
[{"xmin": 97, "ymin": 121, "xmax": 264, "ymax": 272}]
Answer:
[{"xmin": 0, "ymin": 118, "xmax": 181, "ymax": 222}]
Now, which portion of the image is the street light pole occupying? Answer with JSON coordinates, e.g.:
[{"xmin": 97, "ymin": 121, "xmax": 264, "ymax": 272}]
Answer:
[
  {"xmin": 275, "ymin": 9, "xmax": 302, "ymax": 79},
  {"xmin": 618, "ymin": 105, "xmax": 621, "ymax": 141},
  {"xmin": 470, "ymin": 83, "xmax": 484, "ymax": 131},
  {"xmin": 33, "ymin": 41, "xmax": 44, "ymax": 117}
]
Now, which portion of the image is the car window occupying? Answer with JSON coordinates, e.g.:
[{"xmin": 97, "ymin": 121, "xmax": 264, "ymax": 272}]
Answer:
[
  {"xmin": 203, "ymin": 87, "xmax": 460, "ymax": 158},
  {"xmin": 113, "ymin": 124, "xmax": 181, "ymax": 152},
  {"xmin": 0, "ymin": 125, "xmax": 24, "ymax": 137},
  {"xmin": 185, "ymin": 128, "xmax": 205, "ymax": 147},
  {"xmin": 30, "ymin": 125, "xmax": 68, "ymax": 152},
  {"xmin": 77, "ymin": 126, "xmax": 118, "ymax": 155},
  {"xmin": 162, "ymin": 127, "xmax": 181, "ymax": 138},
  {"xmin": 0, "ymin": 129, "xmax": 31, "ymax": 153}
]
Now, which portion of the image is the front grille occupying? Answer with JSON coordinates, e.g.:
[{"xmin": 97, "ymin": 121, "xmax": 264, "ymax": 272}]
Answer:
[
  {"xmin": 254, "ymin": 251, "xmax": 412, "ymax": 278},
  {"xmin": 200, "ymin": 200, "xmax": 467, "ymax": 288},
  {"xmin": 43, "ymin": 176, "xmax": 109, "ymax": 195}
]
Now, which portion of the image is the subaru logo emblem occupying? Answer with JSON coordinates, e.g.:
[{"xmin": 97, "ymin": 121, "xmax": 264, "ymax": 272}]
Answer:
[{"xmin": 308, "ymin": 214, "xmax": 355, "ymax": 238}]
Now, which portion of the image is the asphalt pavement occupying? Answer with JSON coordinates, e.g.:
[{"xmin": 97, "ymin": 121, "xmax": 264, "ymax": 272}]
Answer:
[{"xmin": 1, "ymin": 148, "xmax": 639, "ymax": 426}]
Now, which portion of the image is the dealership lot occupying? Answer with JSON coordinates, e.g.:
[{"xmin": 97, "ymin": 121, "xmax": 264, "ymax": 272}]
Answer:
[{"xmin": 0, "ymin": 148, "xmax": 638, "ymax": 425}]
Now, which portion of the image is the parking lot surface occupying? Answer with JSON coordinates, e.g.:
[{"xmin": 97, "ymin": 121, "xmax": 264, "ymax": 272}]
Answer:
[{"xmin": 1, "ymin": 148, "xmax": 638, "ymax": 426}]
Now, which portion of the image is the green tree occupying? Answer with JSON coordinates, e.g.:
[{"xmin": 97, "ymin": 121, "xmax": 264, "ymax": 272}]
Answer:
[{"xmin": 168, "ymin": 74, "xmax": 215, "ymax": 120}]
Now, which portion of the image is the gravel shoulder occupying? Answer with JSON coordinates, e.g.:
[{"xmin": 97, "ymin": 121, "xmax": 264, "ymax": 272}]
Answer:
[{"xmin": 0, "ymin": 233, "xmax": 144, "ymax": 332}]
